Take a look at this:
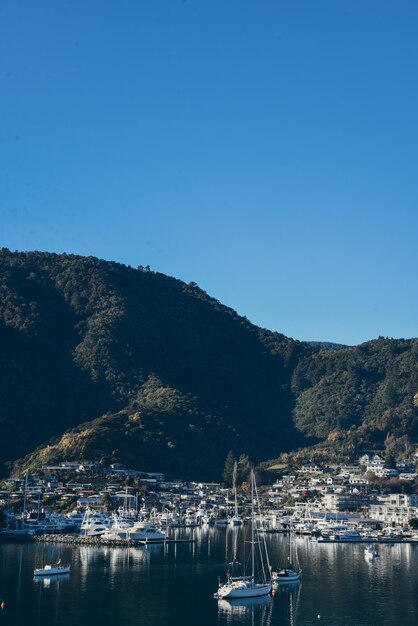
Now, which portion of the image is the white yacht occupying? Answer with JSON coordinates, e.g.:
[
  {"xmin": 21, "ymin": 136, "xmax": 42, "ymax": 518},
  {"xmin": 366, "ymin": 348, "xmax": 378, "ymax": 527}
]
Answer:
[
  {"xmin": 124, "ymin": 521, "xmax": 166, "ymax": 542},
  {"xmin": 106, "ymin": 516, "xmax": 166, "ymax": 542},
  {"xmin": 79, "ymin": 509, "xmax": 110, "ymax": 536}
]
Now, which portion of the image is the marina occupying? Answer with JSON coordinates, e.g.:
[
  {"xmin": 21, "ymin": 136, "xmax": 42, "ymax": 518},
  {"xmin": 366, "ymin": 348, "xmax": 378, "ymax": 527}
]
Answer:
[
  {"xmin": 2, "ymin": 459, "xmax": 418, "ymax": 625},
  {"xmin": 1, "ymin": 1, "xmax": 417, "ymax": 624},
  {"xmin": 1, "ymin": 527, "xmax": 418, "ymax": 625}
]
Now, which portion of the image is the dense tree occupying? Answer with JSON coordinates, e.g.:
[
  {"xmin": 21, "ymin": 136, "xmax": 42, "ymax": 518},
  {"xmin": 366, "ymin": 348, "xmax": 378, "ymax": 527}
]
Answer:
[
  {"xmin": 237, "ymin": 454, "xmax": 252, "ymax": 485},
  {"xmin": 222, "ymin": 451, "xmax": 236, "ymax": 486}
]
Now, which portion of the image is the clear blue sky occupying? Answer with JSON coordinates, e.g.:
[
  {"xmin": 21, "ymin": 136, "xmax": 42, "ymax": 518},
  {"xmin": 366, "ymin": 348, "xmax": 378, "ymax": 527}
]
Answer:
[{"xmin": 1, "ymin": 1, "xmax": 417, "ymax": 345}]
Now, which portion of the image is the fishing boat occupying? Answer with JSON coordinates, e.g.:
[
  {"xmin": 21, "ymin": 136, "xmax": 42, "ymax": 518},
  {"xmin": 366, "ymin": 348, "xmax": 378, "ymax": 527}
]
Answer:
[{"xmin": 214, "ymin": 470, "xmax": 272, "ymax": 599}]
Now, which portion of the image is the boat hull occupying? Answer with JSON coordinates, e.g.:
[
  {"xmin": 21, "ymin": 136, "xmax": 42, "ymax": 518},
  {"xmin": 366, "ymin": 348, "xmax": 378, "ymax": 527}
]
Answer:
[
  {"xmin": 34, "ymin": 566, "xmax": 70, "ymax": 576},
  {"xmin": 272, "ymin": 569, "xmax": 301, "ymax": 584},
  {"xmin": 115, "ymin": 529, "xmax": 166, "ymax": 541},
  {"xmin": 217, "ymin": 582, "xmax": 272, "ymax": 599}
]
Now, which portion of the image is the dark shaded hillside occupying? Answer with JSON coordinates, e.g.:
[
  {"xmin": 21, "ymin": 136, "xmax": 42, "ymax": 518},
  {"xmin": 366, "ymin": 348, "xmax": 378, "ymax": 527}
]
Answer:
[
  {"xmin": 0, "ymin": 249, "xmax": 308, "ymax": 479},
  {"xmin": 12, "ymin": 377, "xmax": 247, "ymax": 479},
  {"xmin": 1, "ymin": 249, "xmax": 417, "ymax": 479}
]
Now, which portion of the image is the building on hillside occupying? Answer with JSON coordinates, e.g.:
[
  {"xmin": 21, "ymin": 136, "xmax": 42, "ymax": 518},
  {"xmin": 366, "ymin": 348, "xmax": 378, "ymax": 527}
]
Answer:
[
  {"xmin": 368, "ymin": 495, "xmax": 418, "ymax": 524},
  {"xmin": 322, "ymin": 491, "xmax": 370, "ymax": 513}
]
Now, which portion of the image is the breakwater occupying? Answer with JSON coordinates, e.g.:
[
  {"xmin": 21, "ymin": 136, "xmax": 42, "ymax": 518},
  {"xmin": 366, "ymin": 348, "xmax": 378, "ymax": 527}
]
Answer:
[{"xmin": 34, "ymin": 534, "xmax": 195, "ymax": 547}]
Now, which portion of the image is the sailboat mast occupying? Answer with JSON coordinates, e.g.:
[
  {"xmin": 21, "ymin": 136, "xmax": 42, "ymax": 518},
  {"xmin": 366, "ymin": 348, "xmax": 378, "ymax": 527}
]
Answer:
[
  {"xmin": 233, "ymin": 461, "xmax": 238, "ymax": 517},
  {"xmin": 22, "ymin": 474, "xmax": 28, "ymax": 528},
  {"xmin": 251, "ymin": 469, "xmax": 255, "ymax": 581}
]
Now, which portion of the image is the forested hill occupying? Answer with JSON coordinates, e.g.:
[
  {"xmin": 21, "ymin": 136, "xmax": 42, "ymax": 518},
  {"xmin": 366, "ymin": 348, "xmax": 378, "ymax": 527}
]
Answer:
[
  {"xmin": 291, "ymin": 338, "xmax": 418, "ymax": 459},
  {"xmin": 0, "ymin": 249, "xmax": 309, "ymax": 478},
  {"xmin": 0, "ymin": 249, "xmax": 417, "ymax": 479}
]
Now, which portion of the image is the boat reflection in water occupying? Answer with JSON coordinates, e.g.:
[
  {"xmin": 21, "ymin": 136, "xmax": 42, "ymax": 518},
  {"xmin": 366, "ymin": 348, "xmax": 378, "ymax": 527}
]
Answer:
[
  {"xmin": 33, "ymin": 573, "xmax": 70, "ymax": 588},
  {"xmin": 273, "ymin": 581, "xmax": 302, "ymax": 626},
  {"xmin": 218, "ymin": 594, "xmax": 273, "ymax": 624},
  {"xmin": 77, "ymin": 543, "xmax": 156, "ymax": 576}
]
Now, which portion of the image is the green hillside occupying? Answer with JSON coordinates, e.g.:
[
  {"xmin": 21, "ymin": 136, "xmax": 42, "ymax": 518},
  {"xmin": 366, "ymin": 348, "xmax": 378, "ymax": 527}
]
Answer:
[
  {"xmin": 293, "ymin": 339, "xmax": 418, "ymax": 438},
  {"xmin": 1, "ymin": 249, "xmax": 417, "ymax": 479}
]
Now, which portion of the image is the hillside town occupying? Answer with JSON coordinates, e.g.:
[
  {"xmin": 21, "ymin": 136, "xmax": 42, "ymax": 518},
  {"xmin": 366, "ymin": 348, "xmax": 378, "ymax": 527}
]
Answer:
[{"xmin": 2, "ymin": 451, "xmax": 418, "ymax": 541}]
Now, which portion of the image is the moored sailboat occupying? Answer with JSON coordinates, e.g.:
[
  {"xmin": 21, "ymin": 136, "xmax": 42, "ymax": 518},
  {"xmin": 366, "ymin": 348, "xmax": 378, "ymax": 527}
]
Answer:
[
  {"xmin": 34, "ymin": 557, "xmax": 70, "ymax": 577},
  {"xmin": 272, "ymin": 564, "xmax": 301, "ymax": 584},
  {"xmin": 34, "ymin": 563, "xmax": 70, "ymax": 576},
  {"xmin": 214, "ymin": 470, "xmax": 272, "ymax": 599},
  {"xmin": 272, "ymin": 530, "xmax": 301, "ymax": 585}
]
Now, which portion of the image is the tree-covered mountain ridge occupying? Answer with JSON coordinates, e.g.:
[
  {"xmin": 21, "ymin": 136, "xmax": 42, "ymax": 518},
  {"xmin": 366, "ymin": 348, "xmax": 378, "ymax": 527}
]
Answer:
[{"xmin": 0, "ymin": 249, "xmax": 417, "ymax": 479}]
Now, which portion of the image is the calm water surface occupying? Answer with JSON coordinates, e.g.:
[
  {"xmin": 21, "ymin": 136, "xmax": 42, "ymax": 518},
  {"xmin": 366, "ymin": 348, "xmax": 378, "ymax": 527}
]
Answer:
[{"xmin": 1, "ymin": 527, "xmax": 417, "ymax": 626}]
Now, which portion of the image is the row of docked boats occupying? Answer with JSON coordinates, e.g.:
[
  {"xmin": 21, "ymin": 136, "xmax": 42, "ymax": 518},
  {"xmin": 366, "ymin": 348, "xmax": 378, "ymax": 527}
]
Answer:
[
  {"xmin": 2, "ymin": 511, "xmax": 169, "ymax": 542},
  {"xmin": 31, "ymin": 512, "xmax": 167, "ymax": 577},
  {"xmin": 0, "ymin": 512, "xmax": 80, "ymax": 538},
  {"xmin": 78, "ymin": 509, "xmax": 166, "ymax": 541},
  {"xmin": 1, "ymin": 494, "xmax": 245, "ymax": 540},
  {"xmin": 316, "ymin": 527, "xmax": 410, "ymax": 543},
  {"xmin": 257, "ymin": 512, "xmax": 416, "ymax": 543}
]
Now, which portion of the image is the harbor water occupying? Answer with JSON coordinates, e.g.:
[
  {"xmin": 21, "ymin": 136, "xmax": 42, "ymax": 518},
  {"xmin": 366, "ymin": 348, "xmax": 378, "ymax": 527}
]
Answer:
[{"xmin": 1, "ymin": 527, "xmax": 417, "ymax": 626}]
